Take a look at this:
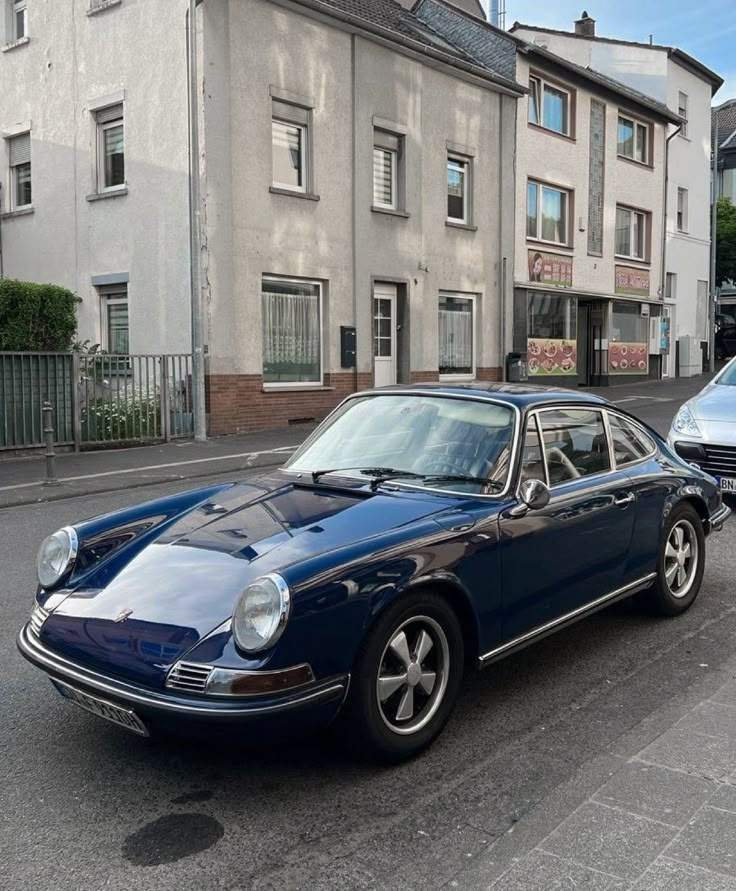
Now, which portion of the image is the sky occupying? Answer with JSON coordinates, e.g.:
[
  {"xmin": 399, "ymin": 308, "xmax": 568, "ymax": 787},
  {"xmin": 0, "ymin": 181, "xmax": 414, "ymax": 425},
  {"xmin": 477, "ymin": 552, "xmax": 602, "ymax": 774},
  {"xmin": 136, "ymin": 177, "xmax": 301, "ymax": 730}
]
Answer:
[{"xmin": 483, "ymin": 0, "xmax": 736, "ymax": 103}]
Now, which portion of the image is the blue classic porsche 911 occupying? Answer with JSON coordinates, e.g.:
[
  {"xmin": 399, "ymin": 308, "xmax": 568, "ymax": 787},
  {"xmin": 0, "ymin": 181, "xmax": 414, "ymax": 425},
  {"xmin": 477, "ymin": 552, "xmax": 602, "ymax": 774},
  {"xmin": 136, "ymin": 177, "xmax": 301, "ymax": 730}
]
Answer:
[{"xmin": 18, "ymin": 384, "xmax": 730, "ymax": 761}]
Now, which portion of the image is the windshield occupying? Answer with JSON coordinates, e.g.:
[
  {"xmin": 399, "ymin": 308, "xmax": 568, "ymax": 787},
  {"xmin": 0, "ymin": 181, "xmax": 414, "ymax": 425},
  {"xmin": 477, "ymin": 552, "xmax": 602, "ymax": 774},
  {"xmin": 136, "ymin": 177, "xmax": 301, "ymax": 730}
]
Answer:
[
  {"xmin": 717, "ymin": 361, "xmax": 736, "ymax": 387},
  {"xmin": 286, "ymin": 394, "xmax": 516, "ymax": 494}
]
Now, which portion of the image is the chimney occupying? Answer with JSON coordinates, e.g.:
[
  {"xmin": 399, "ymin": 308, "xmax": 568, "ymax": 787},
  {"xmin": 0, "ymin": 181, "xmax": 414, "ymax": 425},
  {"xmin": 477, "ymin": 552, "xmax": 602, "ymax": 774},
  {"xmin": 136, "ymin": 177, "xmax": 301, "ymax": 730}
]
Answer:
[{"xmin": 574, "ymin": 11, "xmax": 596, "ymax": 37}]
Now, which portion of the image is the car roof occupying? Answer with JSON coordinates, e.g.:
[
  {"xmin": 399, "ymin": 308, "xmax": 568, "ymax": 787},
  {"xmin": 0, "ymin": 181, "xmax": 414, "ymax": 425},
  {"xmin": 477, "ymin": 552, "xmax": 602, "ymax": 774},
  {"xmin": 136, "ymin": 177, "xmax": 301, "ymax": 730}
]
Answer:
[{"xmin": 365, "ymin": 382, "xmax": 609, "ymax": 408}]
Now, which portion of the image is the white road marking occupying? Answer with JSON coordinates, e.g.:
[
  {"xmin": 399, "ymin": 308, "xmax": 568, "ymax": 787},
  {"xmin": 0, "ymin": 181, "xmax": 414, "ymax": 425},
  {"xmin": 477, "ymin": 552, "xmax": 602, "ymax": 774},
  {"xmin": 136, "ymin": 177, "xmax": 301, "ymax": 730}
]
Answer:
[{"xmin": 0, "ymin": 446, "xmax": 297, "ymax": 493}]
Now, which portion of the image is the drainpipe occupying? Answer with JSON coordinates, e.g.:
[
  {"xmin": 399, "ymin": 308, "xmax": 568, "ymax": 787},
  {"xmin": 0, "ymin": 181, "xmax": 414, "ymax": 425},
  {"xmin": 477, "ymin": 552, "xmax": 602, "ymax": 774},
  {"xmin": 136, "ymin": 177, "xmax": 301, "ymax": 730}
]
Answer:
[
  {"xmin": 0, "ymin": 183, "xmax": 4, "ymax": 278},
  {"xmin": 661, "ymin": 122, "xmax": 682, "ymax": 378},
  {"xmin": 709, "ymin": 107, "xmax": 719, "ymax": 374},
  {"xmin": 187, "ymin": 0, "xmax": 207, "ymax": 440}
]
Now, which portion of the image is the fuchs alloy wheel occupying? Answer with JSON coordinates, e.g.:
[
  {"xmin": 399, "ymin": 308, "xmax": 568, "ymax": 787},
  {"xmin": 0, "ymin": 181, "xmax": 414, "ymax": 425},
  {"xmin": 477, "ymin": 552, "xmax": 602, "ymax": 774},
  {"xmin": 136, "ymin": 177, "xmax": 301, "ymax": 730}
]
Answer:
[
  {"xmin": 648, "ymin": 503, "xmax": 705, "ymax": 616},
  {"xmin": 344, "ymin": 593, "xmax": 464, "ymax": 762}
]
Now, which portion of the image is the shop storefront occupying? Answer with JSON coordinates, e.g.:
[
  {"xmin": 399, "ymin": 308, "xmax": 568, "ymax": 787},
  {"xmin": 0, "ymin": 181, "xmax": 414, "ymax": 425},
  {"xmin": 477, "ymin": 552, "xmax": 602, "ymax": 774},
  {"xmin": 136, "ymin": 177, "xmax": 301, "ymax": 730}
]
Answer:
[{"xmin": 513, "ymin": 287, "xmax": 665, "ymax": 386}]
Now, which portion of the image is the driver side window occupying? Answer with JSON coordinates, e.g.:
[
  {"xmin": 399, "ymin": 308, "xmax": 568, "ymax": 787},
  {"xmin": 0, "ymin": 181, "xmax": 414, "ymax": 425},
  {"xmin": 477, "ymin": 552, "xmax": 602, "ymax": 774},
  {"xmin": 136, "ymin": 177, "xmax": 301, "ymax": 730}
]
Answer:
[{"xmin": 538, "ymin": 408, "xmax": 611, "ymax": 486}]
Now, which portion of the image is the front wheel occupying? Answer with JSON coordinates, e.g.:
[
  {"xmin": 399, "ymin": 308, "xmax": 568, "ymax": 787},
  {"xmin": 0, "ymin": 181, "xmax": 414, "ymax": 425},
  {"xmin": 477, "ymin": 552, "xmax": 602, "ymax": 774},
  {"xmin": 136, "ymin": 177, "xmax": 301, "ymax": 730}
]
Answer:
[
  {"xmin": 343, "ymin": 593, "xmax": 464, "ymax": 762},
  {"xmin": 647, "ymin": 503, "xmax": 705, "ymax": 616}
]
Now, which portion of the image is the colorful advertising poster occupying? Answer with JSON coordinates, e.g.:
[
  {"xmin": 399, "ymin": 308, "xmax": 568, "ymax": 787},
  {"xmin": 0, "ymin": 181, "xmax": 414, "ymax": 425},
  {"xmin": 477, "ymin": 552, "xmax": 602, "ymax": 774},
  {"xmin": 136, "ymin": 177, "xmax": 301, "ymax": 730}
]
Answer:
[
  {"xmin": 527, "ymin": 338, "xmax": 577, "ymax": 376},
  {"xmin": 528, "ymin": 250, "xmax": 573, "ymax": 288},
  {"xmin": 609, "ymin": 342, "xmax": 649, "ymax": 375},
  {"xmin": 615, "ymin": 266, "xmax": 650, "ymax": 297}
]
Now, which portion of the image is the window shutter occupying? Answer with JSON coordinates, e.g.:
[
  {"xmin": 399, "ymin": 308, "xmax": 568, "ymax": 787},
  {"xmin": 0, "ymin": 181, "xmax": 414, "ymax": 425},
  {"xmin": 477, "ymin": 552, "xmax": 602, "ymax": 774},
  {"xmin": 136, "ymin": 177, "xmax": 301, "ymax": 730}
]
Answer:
[
  {"xmin": 96, "ymin": 103, "xmax": 123, "ymax": 124},
  {"xmin": 272, "ymin": 99, "xmax": 309, "ymax": 126},
  {"xmin": 374, "ymin": 129, "xmax": 400, "ymax": 152},
  {"xmin": 9, "ymin": 132, "xmax": 30, "ymax": 166}
]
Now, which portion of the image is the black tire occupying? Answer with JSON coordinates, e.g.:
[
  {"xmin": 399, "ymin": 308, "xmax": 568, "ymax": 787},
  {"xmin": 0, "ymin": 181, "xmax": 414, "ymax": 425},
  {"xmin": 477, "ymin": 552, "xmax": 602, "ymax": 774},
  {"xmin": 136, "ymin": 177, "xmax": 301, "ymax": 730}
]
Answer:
[
  {"xmin": 647, "ymin": 503, "xmax": 705, "ymax": 616},
  {"xmin": 343, "ymin": 592, "xmax": 465, "ymax": 763}
]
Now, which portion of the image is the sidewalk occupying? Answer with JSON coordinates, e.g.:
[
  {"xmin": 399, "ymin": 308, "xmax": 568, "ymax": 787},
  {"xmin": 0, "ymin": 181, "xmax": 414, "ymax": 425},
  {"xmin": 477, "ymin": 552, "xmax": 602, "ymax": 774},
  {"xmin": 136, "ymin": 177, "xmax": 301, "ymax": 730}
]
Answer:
[
  {"xmin": 453, "ymin": 658, "xmax": 736, "ymax": 890},
  {"xmin": 0, "ymin": 424, "xmax": 315, "ymax": 510}
]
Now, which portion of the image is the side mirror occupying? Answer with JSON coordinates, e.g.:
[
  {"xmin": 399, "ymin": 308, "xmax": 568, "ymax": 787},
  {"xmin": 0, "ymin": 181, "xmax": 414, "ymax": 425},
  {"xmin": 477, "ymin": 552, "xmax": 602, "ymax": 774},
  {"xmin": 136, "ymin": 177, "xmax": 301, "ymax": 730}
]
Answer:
[
  {"xmin": 507, "ymin": 478, "xmax": 551, "ymax": 518},
  {"xmin": 520, "ymin": 478, "xmax": 550, "ymax": 511}
]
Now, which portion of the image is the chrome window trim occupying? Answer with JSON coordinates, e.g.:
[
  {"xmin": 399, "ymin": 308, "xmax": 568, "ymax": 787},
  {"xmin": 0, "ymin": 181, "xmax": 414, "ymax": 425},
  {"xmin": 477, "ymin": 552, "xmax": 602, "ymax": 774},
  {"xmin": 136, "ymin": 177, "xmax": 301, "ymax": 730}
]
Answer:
[
  {"xmin": 478, "ymin": 572, "xmax": 657, "ymax": 667},
  {"xmin": 531, "ymin": 404, "xmax": 614, "ymax": 492},
  {"xmin": 604, "ymin": 409, "xmax": 658, "ymax": 471},
  {"xmin": 284, "ymin": 390, "xmax": 522, "ymax": 500}
]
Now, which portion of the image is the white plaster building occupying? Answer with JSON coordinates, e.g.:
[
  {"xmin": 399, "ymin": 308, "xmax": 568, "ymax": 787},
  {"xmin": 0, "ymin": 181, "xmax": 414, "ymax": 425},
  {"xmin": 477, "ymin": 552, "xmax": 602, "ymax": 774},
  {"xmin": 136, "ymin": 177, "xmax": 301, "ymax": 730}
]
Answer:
[{"xmin": 511, "ymin": 14, "xmax": 723, "ymax": 377}]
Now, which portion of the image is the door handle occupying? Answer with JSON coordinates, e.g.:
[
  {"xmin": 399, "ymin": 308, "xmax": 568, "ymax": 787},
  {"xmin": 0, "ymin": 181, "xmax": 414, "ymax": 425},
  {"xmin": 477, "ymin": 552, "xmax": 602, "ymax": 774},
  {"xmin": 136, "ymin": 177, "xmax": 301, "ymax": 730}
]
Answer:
[{"xmin": 614, "ymin": 492, "xmax": 636, "ymax": 506}]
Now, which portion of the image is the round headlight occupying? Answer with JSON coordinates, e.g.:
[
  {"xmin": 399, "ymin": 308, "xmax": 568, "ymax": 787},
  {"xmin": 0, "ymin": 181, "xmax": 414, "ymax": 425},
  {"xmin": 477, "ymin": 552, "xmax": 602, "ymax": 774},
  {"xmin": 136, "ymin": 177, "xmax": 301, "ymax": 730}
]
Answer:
[
  {"xmin": 232, "ymin": 574, "xmax": 291, "ymax": 653},
  {"xmin": 37, "ymin": 526, "xmax": 78, "ymax": 589}
]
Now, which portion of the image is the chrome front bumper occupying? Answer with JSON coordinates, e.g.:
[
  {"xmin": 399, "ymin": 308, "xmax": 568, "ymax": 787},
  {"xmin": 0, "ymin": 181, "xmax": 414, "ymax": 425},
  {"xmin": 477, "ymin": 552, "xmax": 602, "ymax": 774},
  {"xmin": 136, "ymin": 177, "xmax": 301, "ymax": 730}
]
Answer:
[
  {"xmin": 17, "ymin": 623, "xmax": 348, "ymax": 721},
  {"xmin": 708, "ymin": 502, "xmax": 732, "ymax": 532}
]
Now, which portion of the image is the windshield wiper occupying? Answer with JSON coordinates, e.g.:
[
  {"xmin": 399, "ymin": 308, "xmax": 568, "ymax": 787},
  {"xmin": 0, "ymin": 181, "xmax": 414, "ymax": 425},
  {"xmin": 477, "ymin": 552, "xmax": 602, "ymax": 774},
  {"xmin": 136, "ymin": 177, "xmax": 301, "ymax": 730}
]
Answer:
[{"xmin": 311, "ymin": 466, "xmax": 423, "ymax": 485}]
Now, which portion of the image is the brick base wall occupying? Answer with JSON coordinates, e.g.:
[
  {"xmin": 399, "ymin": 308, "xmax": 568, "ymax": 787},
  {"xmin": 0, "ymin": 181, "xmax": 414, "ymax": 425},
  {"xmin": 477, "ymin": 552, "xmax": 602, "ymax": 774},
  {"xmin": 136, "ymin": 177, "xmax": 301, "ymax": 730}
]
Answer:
[{"xmin": 207, "ymin": 367, "xmax": 504, "ymax": 434}]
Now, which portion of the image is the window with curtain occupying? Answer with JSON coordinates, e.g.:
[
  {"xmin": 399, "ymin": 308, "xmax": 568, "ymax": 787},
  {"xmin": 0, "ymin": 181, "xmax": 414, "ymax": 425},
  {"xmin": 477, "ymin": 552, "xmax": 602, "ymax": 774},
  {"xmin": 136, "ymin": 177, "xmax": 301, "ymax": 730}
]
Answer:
[
  {"xmin": 528, "ymin": 74, "xmax": 571, "ymax": 136},
  {"xmin": 272, "ymin": 99, "xmax": 309, "ymax": 192},
  {"xmin": 262, "ymin": 278, "xmax": 322, "ymax": 385},
  {"xmin": 373, "ymin": 129, "xmax": 400, "ymax": 209},
  {"xmin": 99, "ymin": 286, "xmax": 129, "ymax": 354},
  {"xmin": 96, "ymin": 104, "xmax": 124, "ymax": 191},
  {"xmin": 527, "ymin": 181, "xmax": 569, "ymax": 245},
  {"xmin": 439, "ymin": 294, "xmax": 474, "ymax": 378},
  {"xmin": 8, "ymin": 132, "xmax": 31, "ymax": 208},
  {"xmin": 615, "ymin": 205, "xmax": 647, "ymax": 260}
]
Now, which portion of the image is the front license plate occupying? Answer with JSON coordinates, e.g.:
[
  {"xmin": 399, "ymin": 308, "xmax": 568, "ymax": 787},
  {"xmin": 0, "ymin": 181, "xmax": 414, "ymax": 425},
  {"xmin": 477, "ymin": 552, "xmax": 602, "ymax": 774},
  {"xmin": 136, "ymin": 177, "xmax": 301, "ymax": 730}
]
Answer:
[
  {"xmin": 51, "ymin": 680, "xmax": 149, "ymax": 737},
  {"xmin": 718, "ymin": 477, "xmax": 736, "ymax": 494}
]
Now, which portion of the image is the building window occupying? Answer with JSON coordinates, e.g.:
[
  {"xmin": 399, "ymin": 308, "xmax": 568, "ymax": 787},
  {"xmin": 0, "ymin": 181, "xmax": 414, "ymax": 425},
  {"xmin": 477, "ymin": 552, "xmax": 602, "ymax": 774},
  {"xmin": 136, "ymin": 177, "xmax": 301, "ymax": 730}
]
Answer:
[
  {"xmin": 677, "ymin": 187, "xmax": 688, "ymax": 232},
  {"xmin": 373, "ymin": 129, "xmax": 401, "ymax": 210},
  {"xmin": 12, "ymin": 0, "xmax": 27, "ymax": 40},
  {"xmin": 271, "ymin": 99, "xmax": 310, "ymax": 193},
  {"xmin": 617, "ymin": 115, "xmax": 650, "ymax": 164},
  {"xmin": 615, "ymin": 205, "xmax": 648, "ymax": 261},
  {"xmin": 439, "ymin": 293, "xmax": 475, "ymax": 379},
  {"xmin": 528, "ymin": 74, "xmax": 571, "ymax": 136},
  {"xmin": 527, "ymin": 180, "xmax": 570, "ymax": 245},
  {"xmin": 99, "ymin": 286, "xmax": 129, "ymax": 354},
  {"xmin": 678, "ymin": 91, "xmax": 688, "ymax": 138},
  {"xmin": 526, "ymin": 293, "xmax": 577, "ymax": 378},
  {"xmin": 665, "ymin": 272, "xmax": 677, "ymax": 300},
  {"xmin": 96, "ymin": 104, "xmax": 124, "ymax": 192},
  {"xmin": 262, "ymin": 277, "xmax": 322, "ymax": 386},
  {"xmin": 447, "ymin": 155, "xmax": 470, "ymax": 224},
  {"xmin": 8, "ymin": 131, "xmax": 31, "ymax": 208}
]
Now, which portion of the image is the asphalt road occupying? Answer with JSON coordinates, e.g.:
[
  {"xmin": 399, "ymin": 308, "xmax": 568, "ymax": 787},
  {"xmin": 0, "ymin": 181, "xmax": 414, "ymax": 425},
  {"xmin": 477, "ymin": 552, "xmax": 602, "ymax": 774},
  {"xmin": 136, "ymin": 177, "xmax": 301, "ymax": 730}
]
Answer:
[{"xmin": 2, "ymin": 395, "xmax": 735, "ymax": 890}]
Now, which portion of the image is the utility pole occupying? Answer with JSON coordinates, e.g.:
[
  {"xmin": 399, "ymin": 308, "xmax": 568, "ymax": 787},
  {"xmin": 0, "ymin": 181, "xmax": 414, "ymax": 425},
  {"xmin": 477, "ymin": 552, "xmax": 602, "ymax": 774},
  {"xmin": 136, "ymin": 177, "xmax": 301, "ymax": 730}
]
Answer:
[{"xmin": 710, "ymin": 107, "xmax": 719, "ymax": 374}]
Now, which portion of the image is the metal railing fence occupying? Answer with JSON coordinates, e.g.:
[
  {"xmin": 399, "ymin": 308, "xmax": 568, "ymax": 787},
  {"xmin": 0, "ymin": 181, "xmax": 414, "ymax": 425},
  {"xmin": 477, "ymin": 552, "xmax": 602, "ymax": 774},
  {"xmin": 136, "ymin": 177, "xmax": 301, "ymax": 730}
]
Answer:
[{"xmin": 0, "ymin": 352, "xmax": 193, "ymax": 451}]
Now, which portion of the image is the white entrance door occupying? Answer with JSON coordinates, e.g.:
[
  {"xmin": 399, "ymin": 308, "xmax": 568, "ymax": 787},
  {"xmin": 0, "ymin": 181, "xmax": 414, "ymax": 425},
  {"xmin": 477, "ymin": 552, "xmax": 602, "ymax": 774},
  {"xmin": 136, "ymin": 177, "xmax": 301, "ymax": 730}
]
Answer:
[{"xmin": 373, "ymin": 284, "xmax": 397, "ymax": 387}]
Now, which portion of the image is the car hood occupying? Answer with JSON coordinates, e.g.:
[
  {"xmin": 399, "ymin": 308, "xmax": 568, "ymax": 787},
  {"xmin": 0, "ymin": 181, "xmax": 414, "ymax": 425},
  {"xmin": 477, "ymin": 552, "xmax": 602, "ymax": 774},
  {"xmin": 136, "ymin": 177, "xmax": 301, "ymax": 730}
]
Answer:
[
  {"xmin": 40, "ymin": 475, "xmax": 451, "ymax": 686},
  {"xmin": 690, "ymin": 384, "xmax": 736, "ymax": 422}
]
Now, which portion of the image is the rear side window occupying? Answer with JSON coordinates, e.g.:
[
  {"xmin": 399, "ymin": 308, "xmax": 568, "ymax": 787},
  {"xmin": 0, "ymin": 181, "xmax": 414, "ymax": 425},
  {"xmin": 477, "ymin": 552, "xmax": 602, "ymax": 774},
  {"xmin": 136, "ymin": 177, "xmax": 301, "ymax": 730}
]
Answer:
[
  {"xmin": 538, "ymin": 408, "xmax": 611, "ymax": 485},
  {"xmin": 608, "ymin": 413, "xmax": 655, "ymax": 466}
]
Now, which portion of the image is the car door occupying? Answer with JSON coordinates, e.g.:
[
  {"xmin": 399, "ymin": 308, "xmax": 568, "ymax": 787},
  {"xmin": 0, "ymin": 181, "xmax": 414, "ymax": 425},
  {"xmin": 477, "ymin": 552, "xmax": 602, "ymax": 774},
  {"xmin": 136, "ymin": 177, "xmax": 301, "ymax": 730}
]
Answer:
[{"xmin": 498, "ymin": 406, "xmax": 638, "ymax": 642}]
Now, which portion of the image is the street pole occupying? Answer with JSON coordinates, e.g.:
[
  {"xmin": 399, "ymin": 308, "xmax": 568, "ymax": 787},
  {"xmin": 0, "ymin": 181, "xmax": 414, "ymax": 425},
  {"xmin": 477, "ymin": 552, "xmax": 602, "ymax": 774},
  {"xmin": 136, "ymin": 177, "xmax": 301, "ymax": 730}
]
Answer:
[
  {"xmin": 42, "ymin": 403, "xmax": 59, "ymax": 487},
  {"xmin": 710, "ymin": 107, "xmax": 719, "ymax": 374},
  {"xmin": 187, "ymin": 0, "xmax": 207, "ymax": 441}
]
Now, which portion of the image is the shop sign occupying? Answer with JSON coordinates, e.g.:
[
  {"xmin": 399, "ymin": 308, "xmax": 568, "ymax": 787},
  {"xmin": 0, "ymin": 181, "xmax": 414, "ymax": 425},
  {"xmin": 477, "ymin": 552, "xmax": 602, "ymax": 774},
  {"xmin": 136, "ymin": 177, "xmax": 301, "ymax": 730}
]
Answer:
[
  {"xmin": 609, "ymin": 342, "xmax": 648, "ymax": 375},
  {"xmin": 615, "ymin": 266, "xmax": 650, "ymax": 297},
  {"xmin": 528, "ymin": 251, "xmax": 572, "ymax": 288},
  {"xmin": 527, "ymin": 338, "xmax": 577, "ymax": 376}
]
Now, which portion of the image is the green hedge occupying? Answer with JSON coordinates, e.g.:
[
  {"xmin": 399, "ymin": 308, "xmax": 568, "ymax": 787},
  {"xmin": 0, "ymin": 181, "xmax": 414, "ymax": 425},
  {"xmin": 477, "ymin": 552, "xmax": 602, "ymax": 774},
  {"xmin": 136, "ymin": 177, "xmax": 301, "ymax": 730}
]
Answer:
[{"xmin": 0, "ymin": 278, "xmax": 78, "ymax": 351}]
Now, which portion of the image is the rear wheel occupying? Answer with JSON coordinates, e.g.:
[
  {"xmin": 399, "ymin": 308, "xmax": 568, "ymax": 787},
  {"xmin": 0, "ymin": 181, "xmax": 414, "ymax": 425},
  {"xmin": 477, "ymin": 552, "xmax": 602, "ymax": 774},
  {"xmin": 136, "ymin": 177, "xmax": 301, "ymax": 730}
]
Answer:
[
  {"xmin": 344, "ymin": 593, "xmax": 464, "ymax": 762},
  {"xmin": 647, "ymin": 503, "xmax": 705, "ymax": 616}
]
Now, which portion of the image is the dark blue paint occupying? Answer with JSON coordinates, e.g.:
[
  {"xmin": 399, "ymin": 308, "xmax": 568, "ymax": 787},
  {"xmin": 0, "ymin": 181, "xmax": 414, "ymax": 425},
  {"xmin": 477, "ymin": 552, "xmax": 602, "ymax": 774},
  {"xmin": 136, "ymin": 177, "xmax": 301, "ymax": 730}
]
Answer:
[{"xmin": 23, "ymin": 385, "xmax": 724, "ymax": 738}]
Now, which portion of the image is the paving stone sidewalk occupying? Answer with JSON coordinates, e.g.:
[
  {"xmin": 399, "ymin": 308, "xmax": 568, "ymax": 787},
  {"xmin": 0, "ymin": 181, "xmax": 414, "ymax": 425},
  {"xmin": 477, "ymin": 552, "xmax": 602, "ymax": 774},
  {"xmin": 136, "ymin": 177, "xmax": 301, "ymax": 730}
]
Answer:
[{"xmin": 452, "ymin": 665, "xmax": 736, "ymax": 890}]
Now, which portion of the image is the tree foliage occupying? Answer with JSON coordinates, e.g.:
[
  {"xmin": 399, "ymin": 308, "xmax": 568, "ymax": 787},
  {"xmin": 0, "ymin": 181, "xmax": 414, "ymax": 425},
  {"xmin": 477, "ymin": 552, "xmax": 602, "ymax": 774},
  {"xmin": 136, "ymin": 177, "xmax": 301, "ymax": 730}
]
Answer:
[
  {"xmin": 0, "ymin": 278, "xmax": 78, "ymax": 351},
  {"xmin": 717, "ymin": 197, "xmax": 736, "ymax": 287}
]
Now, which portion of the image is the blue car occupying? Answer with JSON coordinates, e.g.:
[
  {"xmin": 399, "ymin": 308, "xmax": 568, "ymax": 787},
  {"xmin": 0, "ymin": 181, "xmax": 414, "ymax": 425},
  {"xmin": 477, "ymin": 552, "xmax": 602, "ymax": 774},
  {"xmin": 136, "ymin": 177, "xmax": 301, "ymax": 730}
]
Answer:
[{"xmin": 18, "ymin": 384, "xmax": 730, "ymax": 761}]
